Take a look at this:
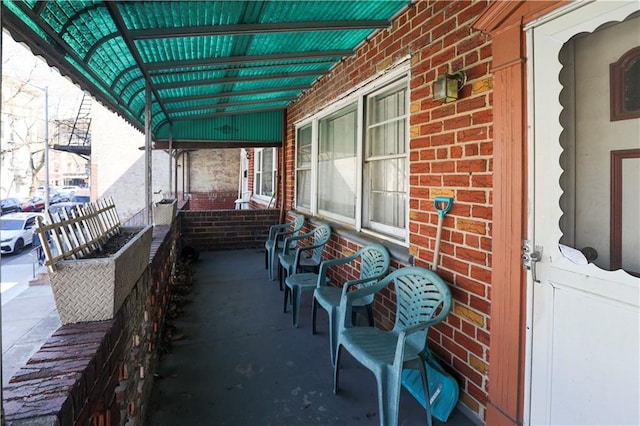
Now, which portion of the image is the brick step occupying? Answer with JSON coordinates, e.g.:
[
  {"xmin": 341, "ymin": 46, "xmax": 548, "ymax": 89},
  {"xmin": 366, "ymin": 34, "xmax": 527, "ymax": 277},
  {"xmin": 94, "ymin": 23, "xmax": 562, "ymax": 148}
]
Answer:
[{"xmin": 28, "ymin": 271, "xmax": 50, "ymax": 286}]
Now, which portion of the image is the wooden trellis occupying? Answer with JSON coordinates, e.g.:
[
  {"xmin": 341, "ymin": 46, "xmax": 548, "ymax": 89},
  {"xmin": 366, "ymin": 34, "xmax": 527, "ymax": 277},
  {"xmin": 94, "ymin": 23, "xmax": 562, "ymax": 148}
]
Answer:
[{"xmin": 35, "ymin": 198, "xmax": 122, "ymax": 272}]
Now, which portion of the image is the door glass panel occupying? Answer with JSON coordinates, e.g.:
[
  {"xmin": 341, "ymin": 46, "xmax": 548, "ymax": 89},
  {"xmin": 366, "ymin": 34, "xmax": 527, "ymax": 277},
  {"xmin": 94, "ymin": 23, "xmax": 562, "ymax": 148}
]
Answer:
[{"xmin": 559, "ymin": 16, "xmax": 640, "ymax": 274}]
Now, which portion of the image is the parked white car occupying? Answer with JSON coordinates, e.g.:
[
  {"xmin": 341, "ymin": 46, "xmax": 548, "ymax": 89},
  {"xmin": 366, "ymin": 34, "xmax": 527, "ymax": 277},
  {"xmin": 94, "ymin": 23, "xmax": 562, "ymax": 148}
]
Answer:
[
  {"xmin": 0, "ymin": 212, "xmax": 43, "ymax": 254},
  {"xmin": 59, "ymin": 185, "xmax": 81, "ymax": 198}
]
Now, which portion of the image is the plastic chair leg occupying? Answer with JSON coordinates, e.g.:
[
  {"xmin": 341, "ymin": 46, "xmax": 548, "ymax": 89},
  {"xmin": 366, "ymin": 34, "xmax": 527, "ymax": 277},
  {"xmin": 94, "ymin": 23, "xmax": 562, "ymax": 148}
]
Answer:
[
  {"xmin": 292, "ymin": 286, "xmax": 301, "ymax": 327},
  {"xmin": 333, "ymin": 344, "xmax": 343, "ymax": 394},
  {"xmin": 377, "ymin": 367, "xmax": 402, "ymax": 426},
  {"xmin": 311, "ymin": 298, "xmax": 318, "ymax": 335},
  {"xmin": 329, "ymin": 307, "xmax": 338, "ymax": 366},
  {"xmin": 271, "ymin": 249, "xmax": 281, "ymax": 282},
  {"xmin": 283, "ymin": 285, "xmax": 290, "ymax": 313},
  {"xmin": 279, "ymin": 265, "xmax": 285, "ymax": 291},
  {"xmin": 417, "ymin": 356, "xmax": 433, "ymax": 426},
  {"xmin": 267, "ymin": 248, "xmax": 277, "ymax": 281}
]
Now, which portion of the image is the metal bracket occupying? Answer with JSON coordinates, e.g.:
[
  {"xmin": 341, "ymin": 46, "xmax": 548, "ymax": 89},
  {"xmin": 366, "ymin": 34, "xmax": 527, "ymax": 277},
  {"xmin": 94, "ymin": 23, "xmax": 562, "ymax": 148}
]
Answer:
[{"xmin": 522, "ymin": 240, "xmax": 543, "ymax": 283}]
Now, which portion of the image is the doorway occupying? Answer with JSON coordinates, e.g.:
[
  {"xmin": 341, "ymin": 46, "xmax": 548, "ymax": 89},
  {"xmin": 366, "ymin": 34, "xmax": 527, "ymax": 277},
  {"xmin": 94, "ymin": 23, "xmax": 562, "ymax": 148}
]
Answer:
[{"xmin": 526, "ymin": 3, "xmax": 640, "ymax": 424}]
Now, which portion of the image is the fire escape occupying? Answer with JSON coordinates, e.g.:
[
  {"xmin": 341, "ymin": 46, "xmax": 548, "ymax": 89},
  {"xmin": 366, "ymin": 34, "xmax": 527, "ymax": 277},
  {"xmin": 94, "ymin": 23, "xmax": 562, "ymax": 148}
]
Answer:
[{"xmin": 53, "ymin": 92, "xmax": 91, "ymax": 160}]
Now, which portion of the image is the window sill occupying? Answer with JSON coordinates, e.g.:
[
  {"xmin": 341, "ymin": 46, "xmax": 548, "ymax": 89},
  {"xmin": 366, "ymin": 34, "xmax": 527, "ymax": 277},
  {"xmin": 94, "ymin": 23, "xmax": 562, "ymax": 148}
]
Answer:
[{"xmin": 304, "ymin": 214, "xmax": 413, "ymax": 266}]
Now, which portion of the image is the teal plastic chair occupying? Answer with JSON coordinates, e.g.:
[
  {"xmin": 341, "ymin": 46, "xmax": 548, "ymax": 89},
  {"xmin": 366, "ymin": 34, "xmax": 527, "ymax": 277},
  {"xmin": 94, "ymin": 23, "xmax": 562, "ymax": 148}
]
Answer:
[
  {"xmin": 283, "ymin": 272, "xmax": 327, "ymax": 328},
  {"xmin": 278, "ymin": 223, "xmax": 331, "ymax": 291},
  {"xmin": 311, "ymin": 244, "xmax": 390, "ymax": 365},
  {"xmin": 333, "ymin": 266, "xmax": 452, "ymax": 426},
  {"xmin": 264, "ymin": 214, "xmax": 304, "ymax": 281}
]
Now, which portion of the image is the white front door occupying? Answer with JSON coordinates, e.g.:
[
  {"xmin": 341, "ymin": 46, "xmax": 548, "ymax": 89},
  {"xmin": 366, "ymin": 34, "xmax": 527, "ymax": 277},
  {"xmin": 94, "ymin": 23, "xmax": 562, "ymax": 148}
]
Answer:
[{"xmin": 527, "ymin": 2, "xmax": 640, "ymax": 425}]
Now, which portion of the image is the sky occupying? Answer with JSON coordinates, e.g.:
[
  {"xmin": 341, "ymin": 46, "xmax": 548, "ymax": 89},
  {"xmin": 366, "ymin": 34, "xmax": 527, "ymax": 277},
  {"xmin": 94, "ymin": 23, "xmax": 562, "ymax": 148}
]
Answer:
[{"xmin": 2, "ymin": 31, "xmax": 84, "ymax": 119}]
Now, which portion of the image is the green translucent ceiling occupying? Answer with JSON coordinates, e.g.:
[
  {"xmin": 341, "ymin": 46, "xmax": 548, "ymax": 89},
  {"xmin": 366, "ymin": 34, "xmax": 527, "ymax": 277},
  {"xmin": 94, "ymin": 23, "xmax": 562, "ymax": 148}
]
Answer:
[{"xmin": 2, "ymin": 0, "xmax": 410, "ymax": 146}]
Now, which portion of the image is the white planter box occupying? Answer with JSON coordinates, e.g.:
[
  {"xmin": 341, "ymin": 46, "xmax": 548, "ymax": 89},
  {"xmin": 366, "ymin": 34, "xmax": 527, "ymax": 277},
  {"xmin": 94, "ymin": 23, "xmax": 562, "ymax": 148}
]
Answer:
[
  {"xmin": 153, "ymin": 199, "xmax": 177, "ymax": 225},
  {"xmin": 49, "ymin": 225, "xmax": 153, "ymax": 324}
]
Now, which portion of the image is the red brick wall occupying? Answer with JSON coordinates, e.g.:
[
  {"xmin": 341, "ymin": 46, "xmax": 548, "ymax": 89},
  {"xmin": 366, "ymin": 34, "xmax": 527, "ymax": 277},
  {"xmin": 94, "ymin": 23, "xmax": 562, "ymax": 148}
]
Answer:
[
  {"xmin": 180, "ymin": 209, "xmax": 280, "ymax": 251},
  {"xmin": 3, "ymin": 224, "xmax": 178, "ymax": 425},
  {"xmin": 188, "ymin": 191, "xmax": 237, "ymax": 210},
  {"xmin": 285, "ymin": 1, "xmax": 492, "ymax": 419}
]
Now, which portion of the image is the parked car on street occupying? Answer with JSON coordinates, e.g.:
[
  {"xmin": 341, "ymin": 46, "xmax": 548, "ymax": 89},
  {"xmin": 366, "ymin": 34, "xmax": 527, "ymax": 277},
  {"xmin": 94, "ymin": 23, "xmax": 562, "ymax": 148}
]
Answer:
[
  {"xmin": 49, "ymin": 192, "xmax": 66, "ymax": 204},
  {"xmin": 59, "ymin": 185, "xmax": 81, "ymax": 199},
  {"xmin": 70, "ymin": 189, "xmax": 90, "ymax": 204},
  {"xmin": 48, "ymin": 201, "xmax": 85, "ymax": 218},
  {"xmin": 22, "ymin": 197, "xmax": 46, "ymax": 212},
  {"xmin": 1, "ymin": 198, "xmax": 23, "ymax": 215},
  {"xmin": 36, "ymin": 186, "xmax": 70, "ymax": 203},
  {"xmin": 0, "ymin": 212, "xmax": 43, "ymax": 254}
]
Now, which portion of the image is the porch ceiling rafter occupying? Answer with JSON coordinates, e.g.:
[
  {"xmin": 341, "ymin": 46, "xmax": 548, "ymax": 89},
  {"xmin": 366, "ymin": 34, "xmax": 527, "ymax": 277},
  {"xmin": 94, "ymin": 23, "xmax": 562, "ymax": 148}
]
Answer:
[
  {"xmin": 144, "ymin": 50, "xmax": 355, "ymax": 72},
  {"xmin": 129, "ymin": 20, "xmax": 391, "ymax": 39},
  {"xmin": 172, "ymin": 105, "xmax": 285, "ymax": 121},
  {"xmin": 104, "ymin": 1, "xmax": 171, "ymax": 127},
  {"xmin": 160, "ymin": 84, "xmax": 312, "ymax": 105},
  {"xmin": 166, "ymin": 96, "xmax": 299, "ymax": 114},
  {"xmin": 154, "ymin": 69, "xmax": 331, "ymax": 90}
]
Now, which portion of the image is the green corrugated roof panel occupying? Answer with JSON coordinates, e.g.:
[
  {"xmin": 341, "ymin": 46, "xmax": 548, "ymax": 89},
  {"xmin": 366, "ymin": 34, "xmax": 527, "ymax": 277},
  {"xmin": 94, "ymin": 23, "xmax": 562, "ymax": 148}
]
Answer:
[
  {"xmin": 167, "ymin": 90, "xmax": 302, "ymax": 112},
  {"xmin": 155, "ymin": 110, "xmax": 284, "ymax": 146},
  {"xmin": 2, "ymin": 0, "xmax": 410, "ymax": 147}
]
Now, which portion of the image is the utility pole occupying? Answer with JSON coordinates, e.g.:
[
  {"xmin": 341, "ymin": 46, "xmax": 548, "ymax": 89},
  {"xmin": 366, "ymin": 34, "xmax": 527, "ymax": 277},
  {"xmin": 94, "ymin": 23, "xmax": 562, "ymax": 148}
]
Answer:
[{"xmin": 24, "ymin": 82, "xmax": 50, "ymax": 211}]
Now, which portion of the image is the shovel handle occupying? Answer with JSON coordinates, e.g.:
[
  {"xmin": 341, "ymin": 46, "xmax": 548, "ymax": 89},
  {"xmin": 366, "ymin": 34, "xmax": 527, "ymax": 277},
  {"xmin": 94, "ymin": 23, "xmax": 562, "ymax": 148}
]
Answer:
[{"xmin": 434, "ymin": 197, "xmax": 453, "ymax": 218}]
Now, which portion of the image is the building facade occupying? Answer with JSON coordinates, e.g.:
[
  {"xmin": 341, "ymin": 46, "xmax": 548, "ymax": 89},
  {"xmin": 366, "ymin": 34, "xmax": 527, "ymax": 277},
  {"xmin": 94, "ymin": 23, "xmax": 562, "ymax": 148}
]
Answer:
[{"xmin": 244, "ymin": 2, "xmax": 640, "ymax": 424}]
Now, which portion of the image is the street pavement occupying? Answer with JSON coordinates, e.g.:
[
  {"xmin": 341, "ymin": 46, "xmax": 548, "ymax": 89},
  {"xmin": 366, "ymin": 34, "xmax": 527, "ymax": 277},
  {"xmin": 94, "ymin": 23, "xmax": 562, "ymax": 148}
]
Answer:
[{"xmin": 1, "ymin": 250, "xmax": 60, "ymax": 387}]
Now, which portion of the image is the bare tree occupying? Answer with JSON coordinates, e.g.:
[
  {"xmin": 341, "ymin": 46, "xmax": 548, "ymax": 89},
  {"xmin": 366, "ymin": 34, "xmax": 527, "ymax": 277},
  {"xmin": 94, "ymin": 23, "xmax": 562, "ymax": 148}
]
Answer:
[
  {"xmin": 1, "ymin": 75, "xmax": 49, "ymax": 197},
  {"xmin": 2, "ymin": 38, "xmax": 87, "ymax": 199}
]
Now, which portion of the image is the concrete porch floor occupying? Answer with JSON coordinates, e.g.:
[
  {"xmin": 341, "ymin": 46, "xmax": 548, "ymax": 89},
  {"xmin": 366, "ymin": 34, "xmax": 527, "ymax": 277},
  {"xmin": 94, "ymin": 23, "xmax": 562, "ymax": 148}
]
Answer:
[{"xmin": 146, "ymin": 249, "xmax": 481, "ymax": 426}]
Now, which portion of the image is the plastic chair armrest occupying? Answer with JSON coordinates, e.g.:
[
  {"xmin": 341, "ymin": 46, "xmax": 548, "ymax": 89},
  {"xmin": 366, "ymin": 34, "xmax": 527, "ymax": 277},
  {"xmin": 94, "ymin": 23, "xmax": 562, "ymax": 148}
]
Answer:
[
  {"xmin": 282, "ymin": 230, "xmax": 316, "ymax": 255},
  {"xmin": 292, "ymin": 242, "xmax": 324, "ymax": 267},
  {"xmin": 340, "ymin": 275, "xmax": 380, "ymax": 297},
  {"xmin": 336, "ymin": 279, "xmax": 389, "ymax": 330},
  {"xmin": 343, "ymin": 278, "xmax": 388, "ymax": 303},
  {"xmin": 316, "ymin": 254, "xmax": 360, "ymax": 288},
  {"xmin": 392, "ymin": 320, "xmax": 443, "ymax": 366},
  {"xmin": 268, "ymin": 222, "xmax": 291, "ymax": 240}
]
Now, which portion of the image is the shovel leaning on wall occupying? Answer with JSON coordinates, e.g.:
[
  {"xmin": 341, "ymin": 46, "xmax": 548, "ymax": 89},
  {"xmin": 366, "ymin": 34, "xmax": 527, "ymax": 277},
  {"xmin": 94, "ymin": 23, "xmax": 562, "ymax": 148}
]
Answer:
[
  {"xmin": 403, "ymin": 196, "xmax": 458, "ymax": 420},
  {"xmin": 432, "ymin": 197, "xmax": 453, "ymax": 270}
]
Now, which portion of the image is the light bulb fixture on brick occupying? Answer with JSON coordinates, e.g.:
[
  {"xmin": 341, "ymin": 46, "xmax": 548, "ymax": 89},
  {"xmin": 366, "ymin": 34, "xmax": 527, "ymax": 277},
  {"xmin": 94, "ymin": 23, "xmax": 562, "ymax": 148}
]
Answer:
[{"xmin": 433, "ymin": 71, "xmax": 467, "ymax": 103}]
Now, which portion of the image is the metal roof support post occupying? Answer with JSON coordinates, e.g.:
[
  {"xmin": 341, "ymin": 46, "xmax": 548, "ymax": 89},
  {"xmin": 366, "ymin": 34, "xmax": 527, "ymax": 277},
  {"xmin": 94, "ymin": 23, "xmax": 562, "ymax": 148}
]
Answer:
[
  {"xmin": 145, "ymin": 82, "xmax": 152, "ymax": 225},
  {"xmin": 43, "ymin": 86, "xmax": 49, "ymax": 212},
  {"xmin": 174, "ymin": 150, "xmax": 180, "ymax": 200},
  {"xmin": 168, "ymin": 124, "xmax": 173, "ymax": 198},
  {"xmin": 0, "ymin": 16, "xmax": 5, "ymax": 425}
]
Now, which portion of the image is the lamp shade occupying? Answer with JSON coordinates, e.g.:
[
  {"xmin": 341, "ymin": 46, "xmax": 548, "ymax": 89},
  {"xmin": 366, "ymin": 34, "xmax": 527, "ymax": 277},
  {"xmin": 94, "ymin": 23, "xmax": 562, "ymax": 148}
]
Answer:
[{"xmin": 433, "ymin": 72, "xmax": 466, "ymax": 103}]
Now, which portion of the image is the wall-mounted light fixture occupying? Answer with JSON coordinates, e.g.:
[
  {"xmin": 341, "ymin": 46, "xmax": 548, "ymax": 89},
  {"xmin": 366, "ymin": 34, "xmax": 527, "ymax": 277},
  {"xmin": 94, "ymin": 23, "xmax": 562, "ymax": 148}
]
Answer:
[{"xmin": 433, "ymin": 71, "xmax": 467, "ymax": 103}]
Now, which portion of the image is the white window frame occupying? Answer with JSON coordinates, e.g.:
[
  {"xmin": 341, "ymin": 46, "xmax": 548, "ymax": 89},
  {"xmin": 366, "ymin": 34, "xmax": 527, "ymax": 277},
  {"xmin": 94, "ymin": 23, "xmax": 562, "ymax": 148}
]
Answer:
[
  {"xmin": 293, "ymin": 62, "xmax": 410, "ymax": 244},
  {"xmin": 362, "ymin": 80, "xmax": 409, "ymax": 239},
  {"xmin": 254, "ymin": 147, "xmax": 277, "ymax": 201},
  {"xmin": 294, "ymin": 122, "xmax": 315, "ymax": 212},
  {"xmin": 317, "ymin": 103, "xmax": 359, "ymax": 225}
]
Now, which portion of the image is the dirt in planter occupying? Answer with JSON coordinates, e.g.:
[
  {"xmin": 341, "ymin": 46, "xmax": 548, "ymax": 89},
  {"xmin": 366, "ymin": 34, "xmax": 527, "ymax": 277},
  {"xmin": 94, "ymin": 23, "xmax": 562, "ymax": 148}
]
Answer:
[{"xmin": 83, "ymin": 230, "xmax": 138, "ymax": 258}]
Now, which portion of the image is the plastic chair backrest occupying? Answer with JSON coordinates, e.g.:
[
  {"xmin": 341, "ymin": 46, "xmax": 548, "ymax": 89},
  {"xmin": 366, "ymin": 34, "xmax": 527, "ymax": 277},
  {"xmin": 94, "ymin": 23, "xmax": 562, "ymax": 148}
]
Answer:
[
  {"xmin": 291, "ymin": 214, "xmax": 305, "ymax": 235},
  {"xmin": 308, "ymin": 223, "xmax": 331, "ymax": 262},
  {"xmin": 359, "ymin": 244, "xmax": 390, "ymax": 279},
  {"xmin": 355, "ymin": 244, "xmax": 390, "ymax": 304},
  {"xmin": 390, "ymin": 267, "xmax": 452, "ymax": 349},
  {"xmin": 267, "ymin": 213, "xmax": 305, "ymax": 242}
]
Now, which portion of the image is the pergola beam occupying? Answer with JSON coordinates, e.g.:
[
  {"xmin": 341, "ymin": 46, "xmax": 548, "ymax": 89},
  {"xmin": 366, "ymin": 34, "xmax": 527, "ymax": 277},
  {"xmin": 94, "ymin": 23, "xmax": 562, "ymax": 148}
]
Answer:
[
  {"xmin": 129, "ymin": 20, "xmax": 390, "ymax": 39},
  {"xmin": 146, "ymin": 50, "xmax": 353, "ymax": 71}
]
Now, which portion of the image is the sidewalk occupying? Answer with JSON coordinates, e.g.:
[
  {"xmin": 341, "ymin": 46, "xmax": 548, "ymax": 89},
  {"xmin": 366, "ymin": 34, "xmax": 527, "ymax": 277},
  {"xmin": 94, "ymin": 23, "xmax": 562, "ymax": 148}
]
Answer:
[{"xmin": 1, "ymin": 260, "xmax": 60, "ymax": 387}]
